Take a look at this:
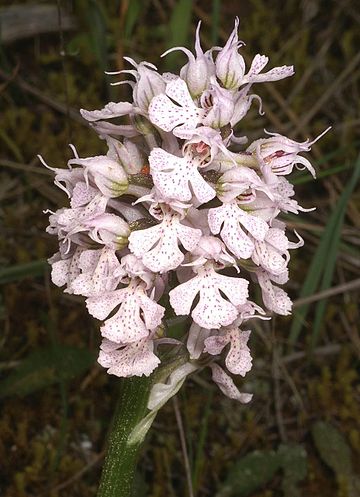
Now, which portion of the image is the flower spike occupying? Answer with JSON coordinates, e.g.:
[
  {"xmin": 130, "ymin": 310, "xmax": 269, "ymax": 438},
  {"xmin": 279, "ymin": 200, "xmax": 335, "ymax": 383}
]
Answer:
[{"xmin": 44, "ymin": 16, "xmax": 328, "ymax": 402}]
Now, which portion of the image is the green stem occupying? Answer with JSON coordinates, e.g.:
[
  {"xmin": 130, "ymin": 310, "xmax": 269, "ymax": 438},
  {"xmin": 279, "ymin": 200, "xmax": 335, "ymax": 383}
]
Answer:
[{"xmin": 97, "ymin": 376, "xmax": 153, "ymax": 497}]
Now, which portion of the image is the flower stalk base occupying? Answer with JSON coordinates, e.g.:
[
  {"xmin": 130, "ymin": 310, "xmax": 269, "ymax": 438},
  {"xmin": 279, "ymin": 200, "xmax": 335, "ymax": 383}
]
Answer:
[{"xmin": 97, "ymin": 376, "xmax": 153, "ymax": 497}]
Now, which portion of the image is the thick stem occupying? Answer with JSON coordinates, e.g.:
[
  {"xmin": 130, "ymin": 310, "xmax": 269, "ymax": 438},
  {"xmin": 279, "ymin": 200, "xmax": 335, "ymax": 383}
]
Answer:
[{"xmin": 97, "ymin": 376, "xmax": 153, "ymax": 497}]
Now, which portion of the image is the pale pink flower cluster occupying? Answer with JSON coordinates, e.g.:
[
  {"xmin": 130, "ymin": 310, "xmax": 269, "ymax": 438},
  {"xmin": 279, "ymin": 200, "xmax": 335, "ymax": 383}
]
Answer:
[{"xmin": 44, "ymin": 19, "xmax": 327, "ymax": 403}]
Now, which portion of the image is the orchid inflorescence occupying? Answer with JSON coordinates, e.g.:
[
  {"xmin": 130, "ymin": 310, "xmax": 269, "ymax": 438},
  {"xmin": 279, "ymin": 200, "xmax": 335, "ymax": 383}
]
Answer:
[{"xmin": 43, "ymin": 19, "xmax": 328, "ymax": 404}]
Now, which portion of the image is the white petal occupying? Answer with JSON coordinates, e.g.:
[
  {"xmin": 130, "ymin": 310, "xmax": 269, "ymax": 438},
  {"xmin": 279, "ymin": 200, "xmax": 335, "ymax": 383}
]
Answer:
[
  {"xmin": 129, "ymin": 225, "xmax": 162, "ymax": 257},
  {"xmin": 169, "ymin": 276, "xmax": 201, "ymax": 316},
  {"xmin": 187, "ymin": 322, "xmax": 212, "ymax": 359},
  {"xmin": 208, "ymin": 204, "xmax": 254, "ymax": 259},
  {"xmin": 204, "ymin": 333, "xmax": 229, "ymax": 355},
  {"xmin": 225, "ymin": 329, "xmax": 252, "ymax": 376},
  {"xmin": 51, "ymin": 259, "xmax": 71, "ymax": 288},
  {"xmin": 142, "ymin": 229, "xmax": 184, "ymax": 272},
  {"xmin": 210, "ymin": 364, "xmax": 252, "ymax": 403},
  {"xmin": 216, "ymin": 273, "xmax": 249, "ymax": 306},
  {"xmin": 86, "ymin": 290, "xmax": 124, "ymax": 320},
  {"xmin": 265, "ymin": 228, "xmax": 289, "ymax": 252},
  {"xmin": 192, "ymin": 287, "xmax": 238, "ymax": 329},
  {"xmin": 257, "ymin": 271, "xmax": 292, "ymax": 315},
  {"xmin": 175, "ymin": 223, "xmax": 202, "ymax": 251},
  {"xmin": 137, "ymin": 293, "xmax": 165, "ymax": 329},
  {"xmin": 239, "ymin": 211, "xmax": 269, "ymax": 241},
  {"xmin": 80, "ymin": 102, "xmax": 134, "ymax": 122},
  {"xmin": 101, "ymin": 296, "xmax": 149, "ymax": 343},
  {"xmin": 148, "ymin": 78, "xmax": 202, "ymax": 133},
  {"xmin": 166, "ymin": 77, "xmax": 195, "ymax": 107},
  {"xmin": 253, "ymin": 241, "xmax": 288, "ymax": 275},
  {"xmin": 149, "ymin": 148, "xmax": 215, "ymax": 203}
]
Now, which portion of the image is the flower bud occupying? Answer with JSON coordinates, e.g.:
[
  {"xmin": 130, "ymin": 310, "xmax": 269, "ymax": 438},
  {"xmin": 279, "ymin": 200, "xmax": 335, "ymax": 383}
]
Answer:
[
  {"xmin": 122, "ymin": 58, "xmax": 166, "ymax": 112},
  {"xmin": 68, "ymin": 153, "xmax": 128, "ymax": 198},
  {"xmin": 216, "ymin": 166, "xmax": 267, "ymax": 203},
  {"xmin": 86, "ymin": 213, "xmax": 130, "ymax": 249},
  {"xmin": 162, "ymin": 22, "xmax": 215, "ymax": 97},
  {"xmin": 215, "ymin": 18, "xmax": 246, "ymax": 90},
  {"xmin": 106, "ymin": 136, "xmax": 144, "ymax": 175},
  {"xmin": 201, "ymin": 78, "xmax": 235, "ymax": 128},
  {"xmin": 247, "ymin": 128, "xmax": 330, "ymax": 178}
]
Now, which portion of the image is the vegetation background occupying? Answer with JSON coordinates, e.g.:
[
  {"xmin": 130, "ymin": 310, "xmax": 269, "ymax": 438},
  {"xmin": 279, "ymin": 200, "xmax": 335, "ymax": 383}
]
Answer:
[{"xmin": 0, "ymin": 0, "xmax": 359, "ymax": 496}]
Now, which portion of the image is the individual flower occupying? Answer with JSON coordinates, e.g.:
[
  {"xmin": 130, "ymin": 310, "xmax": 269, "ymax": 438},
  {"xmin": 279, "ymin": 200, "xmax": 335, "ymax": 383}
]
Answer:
[
  {"xmin": 128, "ymin": 205, "xmax": 202, "ymax": 273},
  {"xmin": 247, "ymin": 128, "xmax": 330, "ymax": 181},
  {"xmin": 204, "ymin": 327, "xmax": 252, "ymax": 376},
  {"xmin": 149, "ymin": 147, "xmax": 216, "ymax": 203},
  {"xmin": 148, "ymin": 77, "xmax": 204, "ymax": 137},
  {"xmin": 169, "ymin": 261, "xmax": 249, "ymax": 329},
  {"xmin": 247, "ymin": 177, "xmax": 315, "ymax": 222},
  {"xmin": 86, "ymin": 278, "xmax": 165, "ymax": 344},
  {"xmin": 208, "ymin": 201, "xmax": 269, "ymax": 259},
  {"xmin": 251, "ymin": 227, "xmax": 303, "ymax": 276},
  {"xmin": 215, "ymin": 165, "xmax": 269, "ymax": 203}
]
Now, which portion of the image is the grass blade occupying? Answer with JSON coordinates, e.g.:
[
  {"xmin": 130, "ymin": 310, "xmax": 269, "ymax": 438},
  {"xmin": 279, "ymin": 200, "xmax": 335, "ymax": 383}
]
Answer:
[
  {"xmin": 123, "ymin": 0, "xmax": 142, "ymax": 40},
  {"xmin": 288, "ymin": 156, "xmax": 360, "ymax": 348},
  {"xmin": 311, "ymin": 156, "xmax": 360, "ymax": 347},
  {"xmin": 292, "ymin": 162, "xmax": 352, "ymax": 185}
]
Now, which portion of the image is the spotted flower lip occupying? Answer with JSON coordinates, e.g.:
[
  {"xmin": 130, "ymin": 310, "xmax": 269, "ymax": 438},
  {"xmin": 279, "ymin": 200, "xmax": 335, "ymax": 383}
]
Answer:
[
  {"xmin": 86, "ymin": 279, "xmax": 164, "ymax": 343},
  {"xmin": 148, "ymin": 77, "xmax": 205, "ymax": 136},
  {"xmin": 149, "ymin": 147, "xmax": 216, "ymax": 203},
  {"xmin": 205, "ymin": 328, "xmax": 252, "ymax": 376},
  {"xmin": 208, "ymin": 201, "xmax": 269, "ymax": 259},
  {"xmin": 45, "ymin": 15, "xmax": 328, "ymax": 402},
  {"xmin": 128, "ymin": 206, "xmax": 202, "ymax": 273},
  {"xmin": 169, "ymin": 262, "xmax": 249, "ymax": 329},
  {"xmin": 71, "ymin": 247, "xmax": 125, "ymax": 297},
  {"xmin": 98, "ymin": 338, "xmax": 160, "ymax": 377}
]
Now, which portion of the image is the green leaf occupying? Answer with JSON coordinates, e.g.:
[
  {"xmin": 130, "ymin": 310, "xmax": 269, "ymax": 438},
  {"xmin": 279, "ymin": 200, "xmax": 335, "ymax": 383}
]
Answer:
[
  {"xmin": 278, "ymin": 444, "xmax": 307, "ymax": 497},
  {"xmin": 165, "ymin": 0, "xmax": 193, "ymax": 70},
  {"xmin": 312, "ymin": 421, "xmax": 353, "ymax": 477},
  {"xmin": 0, "ymin": 259, "xmax": 47, "ymax": 284},
  {"xmin": 216, "ymin": 450, "xmax": 281, "ymax": 497},
  {"xmin": 0, "ymin": 346, "xmax": 96, "ymax": 398}
]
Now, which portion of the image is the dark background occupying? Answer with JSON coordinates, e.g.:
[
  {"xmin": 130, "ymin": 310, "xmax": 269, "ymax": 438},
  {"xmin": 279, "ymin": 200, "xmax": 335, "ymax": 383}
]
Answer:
[{"xmin": 0, "ymin": 1, "xmax": 359, "ymax": 496}]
